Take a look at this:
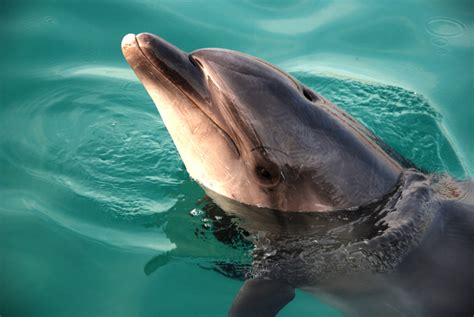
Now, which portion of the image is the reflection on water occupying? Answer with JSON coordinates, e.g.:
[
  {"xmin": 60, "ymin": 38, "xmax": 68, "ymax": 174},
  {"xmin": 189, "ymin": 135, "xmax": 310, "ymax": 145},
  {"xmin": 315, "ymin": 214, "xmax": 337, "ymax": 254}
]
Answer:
[{"xmin": 259, "ymin": 2, "xmax": 360, "ymax": 35}]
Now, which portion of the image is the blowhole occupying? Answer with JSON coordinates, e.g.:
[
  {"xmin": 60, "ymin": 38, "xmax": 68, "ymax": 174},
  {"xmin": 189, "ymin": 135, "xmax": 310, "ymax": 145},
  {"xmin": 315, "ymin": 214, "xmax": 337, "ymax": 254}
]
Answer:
[
  {"xmin": 189, "ymin": 55, "xmax": 203, "ymax": 68},
  {"xmin": 303, "ymin": 88, "xmax": 318, "ymax": 102}
]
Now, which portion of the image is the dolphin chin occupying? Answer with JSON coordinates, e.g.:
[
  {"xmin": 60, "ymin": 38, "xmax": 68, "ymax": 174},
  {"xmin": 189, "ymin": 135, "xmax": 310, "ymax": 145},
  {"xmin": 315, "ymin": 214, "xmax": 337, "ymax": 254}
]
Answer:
[{"xmin": 122, "ymin": 32, "xmax": 403, "ymax": 212}]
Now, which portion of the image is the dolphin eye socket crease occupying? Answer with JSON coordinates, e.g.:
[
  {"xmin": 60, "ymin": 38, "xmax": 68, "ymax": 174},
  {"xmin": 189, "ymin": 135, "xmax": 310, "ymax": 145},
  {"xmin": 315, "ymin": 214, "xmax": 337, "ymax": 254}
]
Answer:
[{"xmin": 122, "ymin": 32, "xmax": 474, "ymax": 317}]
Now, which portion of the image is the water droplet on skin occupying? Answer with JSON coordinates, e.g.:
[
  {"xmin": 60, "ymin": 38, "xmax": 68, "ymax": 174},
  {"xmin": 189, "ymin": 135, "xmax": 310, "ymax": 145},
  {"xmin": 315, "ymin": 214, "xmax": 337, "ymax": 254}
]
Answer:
[{"xmin": 264, "ymin": 250, "xmax": 277, "ymax": 258}]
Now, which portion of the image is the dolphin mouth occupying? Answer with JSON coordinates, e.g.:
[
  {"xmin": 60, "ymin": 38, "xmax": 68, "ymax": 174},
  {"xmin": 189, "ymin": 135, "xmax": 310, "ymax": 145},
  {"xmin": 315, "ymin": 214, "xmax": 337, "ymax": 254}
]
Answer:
[{"xmin": 121, "ymin": 33, "xmax": 241, "ymax": 157}]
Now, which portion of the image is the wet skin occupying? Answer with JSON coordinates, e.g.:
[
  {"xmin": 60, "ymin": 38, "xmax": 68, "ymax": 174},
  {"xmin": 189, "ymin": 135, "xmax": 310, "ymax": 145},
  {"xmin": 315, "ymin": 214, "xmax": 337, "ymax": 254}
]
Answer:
[
  {"xmin": 122, "ymin": 33, "xmax": 474, "ymax": 316},
  {"xmin": 121, "ymin": 33, "xmax": 402, "ymax": 212}
]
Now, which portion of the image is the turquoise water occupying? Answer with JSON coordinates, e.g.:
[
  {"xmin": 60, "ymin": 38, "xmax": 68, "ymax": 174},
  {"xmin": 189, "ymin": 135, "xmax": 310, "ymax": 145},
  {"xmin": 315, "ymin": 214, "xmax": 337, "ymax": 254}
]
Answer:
[{"xmin": 1, "ymin": 1, "xmax": 472, "ymax": 316}]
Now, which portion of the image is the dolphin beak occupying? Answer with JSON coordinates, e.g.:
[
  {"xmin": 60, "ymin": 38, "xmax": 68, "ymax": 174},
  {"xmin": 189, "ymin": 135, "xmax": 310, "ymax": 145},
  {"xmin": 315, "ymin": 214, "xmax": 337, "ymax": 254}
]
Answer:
[
  {"xmin": 121, "ymin": 33, "xmax": 207, "ymax": 104},
  {"xmin": 122, "ymin": 32, "xmax": 188, "ymax": 71},
  {"xmin": 121, "ymin": 33, "xmax": 144, "ymax": 70},
  {"xmin": 121, "ymin": 33, "xmax": 137, "ymax": 52}
]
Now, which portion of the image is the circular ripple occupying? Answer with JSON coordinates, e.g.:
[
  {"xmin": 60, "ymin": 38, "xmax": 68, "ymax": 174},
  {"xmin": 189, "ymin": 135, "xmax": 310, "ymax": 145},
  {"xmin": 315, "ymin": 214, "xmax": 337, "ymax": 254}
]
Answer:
[
  {"xmin": 430, "ymin": 37, "xmax": 449, "ymax": 48},
  {"xmin": 2, "ymin": 72, "xmax": 187, "ymax": 219},
  {"xmin": 434, "ymin": 46, "xmax": 451, "ymax": 56},
  {"xmin": 426, "ymin": 18, "xmax": 466, "ymax": 38},
  {"xmin": 44, "ymin": 16, "xmax": 57, "ymax": 24}
]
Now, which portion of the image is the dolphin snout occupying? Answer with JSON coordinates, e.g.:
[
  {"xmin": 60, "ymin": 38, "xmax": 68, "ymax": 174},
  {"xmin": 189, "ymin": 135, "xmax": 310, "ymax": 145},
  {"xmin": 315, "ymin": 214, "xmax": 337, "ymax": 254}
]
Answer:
[
  {"xmin": 121, "ymin": 32, "xmax": 209, "ymax": 109},
  {"xmin": 121, "ymin": 33, "xmax": 136, "ymax": 49},
  {"xmin": 121, "ymin": 33, "xmax": 142, "ymax": 65},
  {"xmin": 122, "ymin": 32, "xmax": 199, "ymax": 74}
]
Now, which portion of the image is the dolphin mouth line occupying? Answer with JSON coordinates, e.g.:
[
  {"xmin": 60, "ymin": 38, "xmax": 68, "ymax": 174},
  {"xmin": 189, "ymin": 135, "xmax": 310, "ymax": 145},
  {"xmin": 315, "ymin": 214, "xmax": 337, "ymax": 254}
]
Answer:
[{"xmin": 130, "ymin": 34, "xmax": 241, "ymax": 157}]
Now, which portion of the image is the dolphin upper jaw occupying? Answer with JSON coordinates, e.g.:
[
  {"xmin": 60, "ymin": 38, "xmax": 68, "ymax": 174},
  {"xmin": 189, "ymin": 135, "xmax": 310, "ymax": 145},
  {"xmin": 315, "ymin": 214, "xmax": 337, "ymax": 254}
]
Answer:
[{"xmin": 121, "ymin": 33, "xmax": 203, "ymax": 101}]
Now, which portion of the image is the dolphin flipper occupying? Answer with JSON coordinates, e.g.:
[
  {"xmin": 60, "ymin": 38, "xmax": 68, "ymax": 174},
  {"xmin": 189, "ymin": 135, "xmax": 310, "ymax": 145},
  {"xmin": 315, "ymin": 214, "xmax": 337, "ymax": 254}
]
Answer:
[{"xmin": 229, "ymin": 278, "xmax": 295, "ymax": 317}]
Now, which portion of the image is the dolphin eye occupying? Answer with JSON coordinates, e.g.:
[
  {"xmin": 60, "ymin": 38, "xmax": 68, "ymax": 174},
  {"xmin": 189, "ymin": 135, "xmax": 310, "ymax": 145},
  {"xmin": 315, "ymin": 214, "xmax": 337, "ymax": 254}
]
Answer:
[
  {"xmin": 256, "ymin": 166, "xmax": 272, "ymax": 180},
  {"xmin": 302, "ymin": 87, "xmax": 319, "ymax": 102},
  {"xmin": 250, "ymin": 148, "xmax": 283, "ymax": 187},
  {"xmin": 254, "ymin": 162, "xmax": 282, "ymax": 187}
]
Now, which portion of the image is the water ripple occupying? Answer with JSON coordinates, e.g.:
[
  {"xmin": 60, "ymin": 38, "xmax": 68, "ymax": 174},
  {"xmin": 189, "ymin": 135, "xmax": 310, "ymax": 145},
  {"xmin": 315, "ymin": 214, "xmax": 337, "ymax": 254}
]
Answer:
[{"xmin": 2, "ymin": 67, "xmax": 186, "ymax": 221}]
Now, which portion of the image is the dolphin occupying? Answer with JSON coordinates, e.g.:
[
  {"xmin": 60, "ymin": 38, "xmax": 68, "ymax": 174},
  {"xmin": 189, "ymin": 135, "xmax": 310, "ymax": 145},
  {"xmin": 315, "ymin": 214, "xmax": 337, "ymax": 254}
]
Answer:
[
  {"xmin": 121, "ymin": 33, "xmax": 403, "ymax": 212},
  {"xmin": 121, "ymin": 33, "xmax": 474, "ymax": 316}
]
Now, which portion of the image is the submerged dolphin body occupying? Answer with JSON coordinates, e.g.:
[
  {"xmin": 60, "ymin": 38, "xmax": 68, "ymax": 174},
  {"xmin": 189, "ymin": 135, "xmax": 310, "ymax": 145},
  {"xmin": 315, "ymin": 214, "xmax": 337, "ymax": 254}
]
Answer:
[{"xmin": 122, "ymin": 33, "xmax": 474, "ymax": 316}]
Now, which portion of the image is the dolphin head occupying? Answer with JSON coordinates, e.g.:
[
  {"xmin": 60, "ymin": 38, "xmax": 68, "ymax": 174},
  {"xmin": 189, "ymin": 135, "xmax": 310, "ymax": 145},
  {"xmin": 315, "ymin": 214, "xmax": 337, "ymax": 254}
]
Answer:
[{"xmin": 122, "ymin": 33, "xmax": 402, "ymax": 212}]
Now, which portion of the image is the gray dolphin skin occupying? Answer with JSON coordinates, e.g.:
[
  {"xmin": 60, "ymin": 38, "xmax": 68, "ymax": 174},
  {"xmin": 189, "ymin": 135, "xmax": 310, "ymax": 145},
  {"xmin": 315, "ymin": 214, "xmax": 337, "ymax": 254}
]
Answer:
[
  {"xmin": 122, "ymin": 33, "xmax": 474, "ymax": 317},
  {"xmin": 121, "ymin": 33, "xmax": 402, "ymax": 212}
]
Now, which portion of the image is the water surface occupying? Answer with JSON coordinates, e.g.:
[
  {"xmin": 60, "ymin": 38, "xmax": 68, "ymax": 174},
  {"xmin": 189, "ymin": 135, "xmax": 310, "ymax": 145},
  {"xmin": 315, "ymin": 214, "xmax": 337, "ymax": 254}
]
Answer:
[{"xmin": 1, "ymin": 1, "xmax": 472, "ymax": 316}]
